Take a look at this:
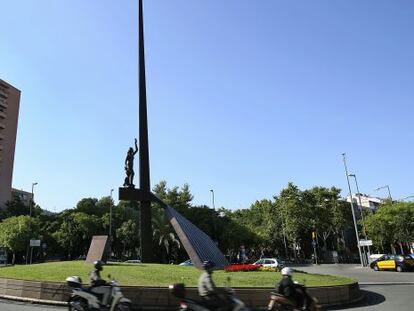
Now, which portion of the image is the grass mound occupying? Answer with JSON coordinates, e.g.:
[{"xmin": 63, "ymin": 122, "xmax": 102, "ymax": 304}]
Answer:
[{"xmin": 0, "ymin": 261, "xmax": 354, "ymax": 287}]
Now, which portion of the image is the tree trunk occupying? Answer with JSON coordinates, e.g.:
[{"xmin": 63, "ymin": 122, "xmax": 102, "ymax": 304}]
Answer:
[
  {"xmin": 391, "ymin": 244, "xmax": 396, "ymax": 254},
  {"xmin": 399, "ymin": 242, "xmax": 404, "ymax": 255},
  {"xmin": 12, "ymin": 252, "xmax": 15, "ymax": 265}
]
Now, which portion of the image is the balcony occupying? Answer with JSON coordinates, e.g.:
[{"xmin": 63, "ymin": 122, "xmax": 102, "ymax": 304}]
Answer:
[
  {"xmin": 0, "ymin": 144, "xmax": 3, "ymax": 151},
  {"xmin": 0, "ymin": 133, "xmax": 4, "ymax": 140},
  {"xmin": 0, "ymin": 89, "xmax": 7, "ymax": 98},
  {"xmin": 0, "ymin": 99, "xmax": 7, "ymax": 109},
  {"xmin": 0, "ymin": 122, "xmax": 5, "ymax": 129},
  {"xmin": 0, "ymin": 111, "xmax": 6, "ymax": 119}
]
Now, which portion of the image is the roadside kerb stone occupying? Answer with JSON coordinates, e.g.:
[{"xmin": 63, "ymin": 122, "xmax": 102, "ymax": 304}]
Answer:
[{"xmin": 0, "ymin": 277, "xmax": 361, "ymax": 309}]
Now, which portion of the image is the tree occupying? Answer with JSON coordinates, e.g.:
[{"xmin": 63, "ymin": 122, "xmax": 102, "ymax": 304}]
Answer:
[
  {"xmin": 365, "ymin": 202, "xmax": 414, "ymax": 253},
  {"xmin": 304, "ymin": 187, "xmax": 352, "ymax": 253},
  {"xmin": 74, "ymin": 198, "xmax": 99, "ymax": 216},
  {"xmin": 116, "ymin": 219, "xmax": 139, "ymax": 260},
  {"xmin": 0, "ymin": 216, "xmax": 39, "ymax": 264},
  {"xmin": 0, "ymin": 197, "xmax": 42, "ymax": 219},
  {"xmin": 276, "ymin": 183, "xmax": 310, "ymax": 259},
  {"xmin": 152, "ymin": 181, "xmax": 193, "ymax": 214},
  {"xmin": 53, "ymin": 212, "xmax": 102, "ymax": 259},
  {"xmin": 152, "ymin": 206, "xmax": 181, "ymax": 263}
]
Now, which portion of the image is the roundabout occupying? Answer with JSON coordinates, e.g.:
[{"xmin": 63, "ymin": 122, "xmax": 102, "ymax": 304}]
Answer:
[{"xmin": 0, "ymin": 262, "xmax": 361, "ymax": 309}]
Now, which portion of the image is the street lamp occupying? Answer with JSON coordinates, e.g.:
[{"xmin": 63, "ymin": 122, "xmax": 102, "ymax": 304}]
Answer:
[
  {"xmin": 109, "ymin": 189, "xmax": 114, "ymax": 260},
  {"xmin": 210, "ymin": 189, "xmax": 215, "ymax": 210},
  {"xmin": 26, "ymin": 182, "xmax": 38, "ymax": 265},
  {"xmin": 401, "ymin": 195, "xmax": 414, "ymax": 201},
  {"xmin": 374, "ymin": 185, "xmax": 392, "ymax": 202},
  {"xmin": 348, "ymin": 174, "xmax": 367, "ymax": 236},
  {"xmin": 30, "ymin": 182, "xmax": 38, "ymax": 220},
  {"xmin": 341, "ymin": 153, "xmax": 364, "ymax": 267},
  {"xmin": 348, "ymin": 173, "xmax": 370, "ymax": 264}
]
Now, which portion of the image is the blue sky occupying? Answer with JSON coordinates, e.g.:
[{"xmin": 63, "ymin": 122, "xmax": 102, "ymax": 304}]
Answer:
[{"xmin": 1, "ymin": 1, "xmax": 413, "ymax": 211}]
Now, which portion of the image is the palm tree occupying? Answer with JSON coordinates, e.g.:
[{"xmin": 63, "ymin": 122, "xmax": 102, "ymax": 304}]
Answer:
[{"xmin": 152, "ymin": 208, "xmax": 181, "ymax": 263}]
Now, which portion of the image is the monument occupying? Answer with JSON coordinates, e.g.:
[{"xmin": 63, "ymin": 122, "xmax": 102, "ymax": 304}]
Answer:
[
  {"xmin": 119, "ymin": 0, "xmax": 228, "ymax": 269},
  {"xmin": 85, "ymin": 235, "xmax": 110, "ymax": 264}
]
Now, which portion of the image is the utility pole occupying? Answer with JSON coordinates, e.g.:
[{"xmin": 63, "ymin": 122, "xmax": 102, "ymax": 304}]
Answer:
[
  {"xmin": 26, "ymin": 182, "xmax": 38, "ymax": 265},
  {"xmin": 210, "ymin": 189, "xmax": 215, "ymax": 210},
  {"xmin": 349, "ymin": 174, "xmax": 370, "ymax": 264},
  {"xmin": 375, "ymin": 185, "xmax": 392, "ymax": 203},
  {"xmin": 342, "ymin": 153, "xmax": 364, "ymax": 267},
  {"xmin": 109, "ymin": 188, "xmax": 114, "ymax": 259}
]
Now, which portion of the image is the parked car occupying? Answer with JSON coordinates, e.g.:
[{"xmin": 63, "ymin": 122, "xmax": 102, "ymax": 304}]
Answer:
[
  {"xmin": 368, "ymin": 253, "xmax": 385, "ymax": 264},
  {"xmin": 253, "ymin": 258, "xmax": 283, "ymax": 269},
  {"xmin": 370, "ymin": 254, "xmax": 414, "ymax": 272},
  {"xmin": 178, "ymin": 259, "xmax": 193, "ymax": 266}
]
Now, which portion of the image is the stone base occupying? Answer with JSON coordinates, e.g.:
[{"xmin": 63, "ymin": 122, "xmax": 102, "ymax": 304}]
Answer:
[{"xmin": 0, "ymin": 277, "xmax": 361, "ymax": 309}]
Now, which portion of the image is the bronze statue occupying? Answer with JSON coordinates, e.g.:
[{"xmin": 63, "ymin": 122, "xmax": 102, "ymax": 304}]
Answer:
[{"xmin": 123, "ymin": 138, "xmax": 138, "ymax": 188}]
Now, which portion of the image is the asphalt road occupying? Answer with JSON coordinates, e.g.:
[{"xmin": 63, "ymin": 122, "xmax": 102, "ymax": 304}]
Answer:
[
  {"xmin": 299, "ymin": 264, "xmax": 414, "ymax": 311},
  {"xmin": 0, "ymin": 299, "xmax": 64, "ymax": 311},
  {"xmin": 296, "ymin": 264, "xmax": 414, "ymax": 284},
  {"xmin": 328, "ymin": 284, "xmax": 414, "ymax": 311}
]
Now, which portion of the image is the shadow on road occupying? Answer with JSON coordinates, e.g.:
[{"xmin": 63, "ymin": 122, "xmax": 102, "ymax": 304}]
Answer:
[{"xmin": 325, "ymin": 290, "xmax": 386, "ymax": 310}]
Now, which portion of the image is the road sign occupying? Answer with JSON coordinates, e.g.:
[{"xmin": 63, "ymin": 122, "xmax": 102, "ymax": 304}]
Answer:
[
  {"xmin": 30, "ymin": 239, "xmax": 41, "ymax": 247},
  {"xmin": 359, "ymin": 239, "xmax": 373, "ymax": 246}
]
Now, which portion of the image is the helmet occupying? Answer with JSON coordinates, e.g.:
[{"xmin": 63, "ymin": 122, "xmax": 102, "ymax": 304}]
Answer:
[
  {"xmin": 66, "ymin": 276, "xmax": 82, "ymax": 288},
  {"xmin": 281, "ymin": 267, "xmax": 293, "ymax": 276},
  {"xmin": 93, "ymin": 260, "xmax": 104, "ymax": 271},
  {"xmin": 202, "ymin": 260, "xmax": 215, "ymax": 271}
]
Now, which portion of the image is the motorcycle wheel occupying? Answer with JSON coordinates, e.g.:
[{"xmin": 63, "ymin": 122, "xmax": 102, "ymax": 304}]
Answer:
[
  {"xmin": 116, "ymin": 302, "xmax": 132, "ymax": 311},
  {"xmin": 309, "ymin": 302, "xmax": 321, "ymax": 311},
  {"xmin": 68, "ymin": 296, "xmax": 88, "ymax": 311}
]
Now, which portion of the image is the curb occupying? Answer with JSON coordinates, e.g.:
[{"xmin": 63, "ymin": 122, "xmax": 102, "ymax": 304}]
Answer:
[
  {"xmin": 0, "ymin": 294, "xmax": 67, "ymax": 307},
  {"xmin": 359, "ymin": 282, "xmax": 414, "ymax": 286}
]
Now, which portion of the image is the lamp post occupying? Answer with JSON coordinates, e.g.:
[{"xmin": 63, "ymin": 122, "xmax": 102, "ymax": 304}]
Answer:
[
  {"xmin": 342, "ymin": 153, "xmax": 364, "ymax": 267},
  {"xmin": 210, "ymin": 189, "xmax": 216, "ymax": 241},
  {"xmin": 348, "ymin": 173, "xmax": 370, "ymax": 264},
  {"xmin": 210, "ymin": 189, "xmax": 215, "ymax": 210},
  {"xmin": 374, "ymin": 185, "xmax": 392, "ymax": 202},
  {"xmin": 26, "ymin": 182, "xmax": 38, "ymax": 265},
  {"xmin": 109, "ymin": 189, "xmax": 114, "ymax": 241},
  {"xmin": 401, "ymin": 195, "xmax": 414, "ymax": 201}
]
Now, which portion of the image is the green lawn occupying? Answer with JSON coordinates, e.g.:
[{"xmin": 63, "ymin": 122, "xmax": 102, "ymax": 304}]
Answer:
[{"xmin": 0, "ymin": 261, "xmax": 354, "ymax": 287}]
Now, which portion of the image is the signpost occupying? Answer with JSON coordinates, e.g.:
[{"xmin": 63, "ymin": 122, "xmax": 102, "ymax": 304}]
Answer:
[
  {"xmin": 358, "ymin": 239, "xmax": 373, "ymax": 247},
  {"xmin": 30, "ymin": 239, "xmax": 41, "ymax": 247},
  {"xmin": 29, "ymin": 239, "xmax": 41, "ymax": 264}
]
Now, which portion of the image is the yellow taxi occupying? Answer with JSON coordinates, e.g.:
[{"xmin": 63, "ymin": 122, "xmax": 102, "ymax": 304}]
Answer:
[{"xmin": 370, "ymin": 254, "xmax": 414, "ymax": 272}]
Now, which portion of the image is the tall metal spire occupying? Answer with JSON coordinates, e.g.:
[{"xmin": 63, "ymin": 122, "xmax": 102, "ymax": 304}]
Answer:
[{"xmin": 138, "ymin": 0, "xmax": 153, "ymax": 262}]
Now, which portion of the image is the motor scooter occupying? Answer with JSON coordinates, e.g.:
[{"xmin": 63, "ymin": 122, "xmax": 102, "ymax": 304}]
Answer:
[
  {"xmin": 267, "ymin": 282, "xmax": 320, "ymax": 311},
  {"xmin": 66, "ymin": 275, "xmax": 131, "ymax": 311},
  {"xmin": 168, "ymin": 283, "xmax": 250, "ymax": 311}
]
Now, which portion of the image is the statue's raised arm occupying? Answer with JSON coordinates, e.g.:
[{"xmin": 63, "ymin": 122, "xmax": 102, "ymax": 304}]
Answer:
[{"xmin": 134, "ymin": 138, "xmax": 138, "ymax": 155}]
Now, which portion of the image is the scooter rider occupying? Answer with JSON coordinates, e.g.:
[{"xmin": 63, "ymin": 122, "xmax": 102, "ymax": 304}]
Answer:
[
  {"xmin": 90, "ymin": 260, "xmax": 111, "ymax": 306},
  {"xmin": 277, "ymin": 267, "xmax": 307, "ymax": 310},
  {"xmin": 198, "ymin": 260, "xmax": 232, "ymax": 310}
]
